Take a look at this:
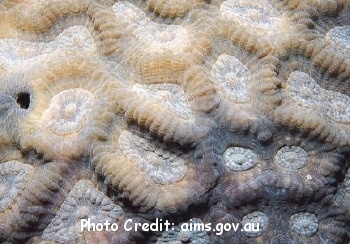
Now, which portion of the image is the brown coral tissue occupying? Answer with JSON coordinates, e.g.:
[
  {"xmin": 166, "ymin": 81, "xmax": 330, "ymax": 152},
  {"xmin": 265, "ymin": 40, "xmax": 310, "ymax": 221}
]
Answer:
[{"xmin": 0, "ymin": 0, "xmax": 350, "ymax": 243}]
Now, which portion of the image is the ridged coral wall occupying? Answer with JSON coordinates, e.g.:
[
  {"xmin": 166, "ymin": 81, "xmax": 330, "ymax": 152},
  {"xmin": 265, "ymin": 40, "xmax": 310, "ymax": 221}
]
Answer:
[{"xmin": 0, "ymin": 0, "xmax": 349, "ymax": 243}]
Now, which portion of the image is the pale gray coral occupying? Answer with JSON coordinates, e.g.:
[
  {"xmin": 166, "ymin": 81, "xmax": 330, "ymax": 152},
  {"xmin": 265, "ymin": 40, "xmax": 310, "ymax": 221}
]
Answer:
[
  {"xmin": 241, "ymin": 211, "xmax": 269, "ymax": 237},
  {"xmin": 275, "ymin": 69, "xmax": 350, "ymax": 145},
  {"xmin": 211, "ymin": 55, "xmax": 251, "ymax": 103},
  {"xmin": 274, "ymin": 146, "xmax": 308, "ymax": 170},
  {"xmin": 132, "ymin": 84, "xmax": 192, "ymax": 118},
  {"xmin": 0, "ymin": 161, "xmax": 32, "ymax": 211},
  {"xmin": 0, "ymin": 25, "xmax": 96, "ymax": 61},
  {"xmin": 42, "ymin": 180, "xmax": 123, "ymax": 242},
  {"xmin": 289, "ymin": 212, "xmax": 319, "ymax": 237},
  {"xmin": 119, "ymin": 131, "xmax": 187, "ymax": 185},
  {"xmin": 220, "ymin": 0, "xmax": 280, "ymax": 28},
  {"xmin": 287, "ymin": 72, "xmax": 319, "ymax": 107},
  {"xmin": 223, "ymin": 147, "xmax": 259, "ymax": 172},
  {"xmin": 112, "ymin": 1, "xmax": 149, "ymax": 32},
  {"xmin": 113, "ymin": 1, "xmax": 189, "ymax": 50},
  {"xmin": 327, "ymin": 25, "xmax": 350, "ymax": 51},
  {"xmin": 285, "ymin": 71, "xmax": 350, "ymax": 124}
]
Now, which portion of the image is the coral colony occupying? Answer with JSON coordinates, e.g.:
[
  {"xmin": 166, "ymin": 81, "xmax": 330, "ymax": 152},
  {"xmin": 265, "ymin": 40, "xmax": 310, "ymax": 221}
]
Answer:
[{"xmin": 0, "ymin": 0, "xmax": 349, "ymax": 243}]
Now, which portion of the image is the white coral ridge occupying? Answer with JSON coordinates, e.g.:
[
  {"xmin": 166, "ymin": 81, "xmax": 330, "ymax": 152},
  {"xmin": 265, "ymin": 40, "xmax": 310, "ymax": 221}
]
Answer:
[
  {"xmin": 287, "ymin": 71, "xmax": 350, "ymax": 123},
  {"xmin": 211, "ymin": 55, "xmax": 251, "ymax": 103},
  {"xmin": 220, "ymin": 0, "xmax": 282, "ymax": 36},
  {"xmin": 42, "ymin": 180, "xmax": 122, "ymax": 242},
  {"xmin": 132, "ymin": 83, "xmax": 192, "ymax": 117},
  {"xmin": 119, "ymin": 131, "xmax": 187, "ymax": 184},
  {"xmin": 223, "ymin": 147, "xmax": 259, "ymax": 171},
  {"xmin": 113, "ymin": 1, "xmax": 189, "ymax": 50},
  {"xmin": 42, "ymin": 88, "xmax": 95, "ymax": 136},
  {"xmin": 0, "ymin": 26, "xmax": 95, "ymax": 61}
]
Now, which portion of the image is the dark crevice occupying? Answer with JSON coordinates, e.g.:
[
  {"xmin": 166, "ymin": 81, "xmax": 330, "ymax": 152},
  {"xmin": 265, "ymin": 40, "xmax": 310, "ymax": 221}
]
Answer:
[{"xmin": 16, "ymin": 92, "xmax": 30, "ymax": 109}]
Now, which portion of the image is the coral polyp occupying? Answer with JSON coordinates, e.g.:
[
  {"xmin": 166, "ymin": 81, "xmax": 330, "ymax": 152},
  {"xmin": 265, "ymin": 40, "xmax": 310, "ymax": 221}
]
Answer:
[
  {"xmin": 289, "ymin": 212, "xmax": 319, "ymax": 237},
  {"xmin": 274, "ymin": 146, "xmax": 308, "ymax": 170},
  {"xmin": 0, "ymin": 0, "xmax": 349, "ymax": 243},
  {"xmin": 223, "ymin": 147, "xmax": 259, "ymax": 171},
  {"xmin": 42, "ymin": 88, "xmax": 95, "ymax": 136}
]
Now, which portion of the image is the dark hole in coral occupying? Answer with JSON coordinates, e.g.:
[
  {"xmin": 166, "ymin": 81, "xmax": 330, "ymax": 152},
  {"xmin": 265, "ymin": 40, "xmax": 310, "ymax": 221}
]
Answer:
[{"xmin": 16, "ymin": 92, "xmax": 30, "ymax": 109}]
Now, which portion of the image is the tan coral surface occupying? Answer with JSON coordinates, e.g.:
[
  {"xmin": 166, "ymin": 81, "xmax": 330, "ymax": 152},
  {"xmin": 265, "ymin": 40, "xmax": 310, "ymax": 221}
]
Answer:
[{"xmin": 0, "ymin": 0, "xmax": 349, "ymax": 243}]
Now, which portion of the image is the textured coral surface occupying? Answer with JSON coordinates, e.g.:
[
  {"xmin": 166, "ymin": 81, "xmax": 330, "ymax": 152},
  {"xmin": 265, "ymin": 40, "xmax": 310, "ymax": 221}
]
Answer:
[{"xmin": 0, "ymin": 0, "xmax": 349, "ymax": 243}]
